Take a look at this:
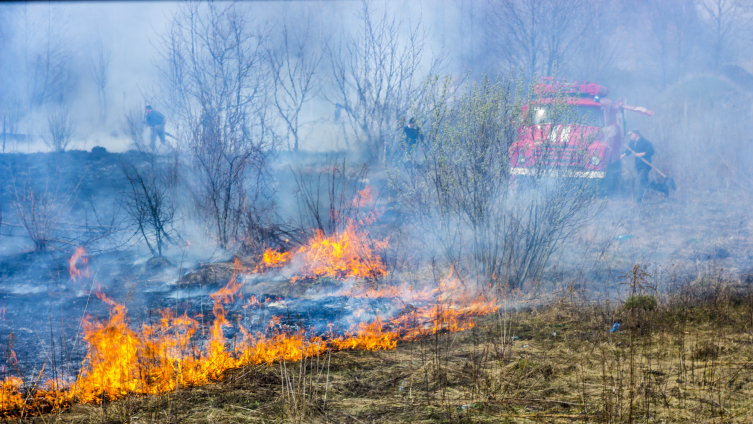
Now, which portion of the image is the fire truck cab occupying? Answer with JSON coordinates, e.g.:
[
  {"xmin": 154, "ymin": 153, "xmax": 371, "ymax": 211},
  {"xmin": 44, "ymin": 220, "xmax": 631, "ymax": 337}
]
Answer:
[{"xmin": 509, "ymin": 78, "xmax": 653, "ymax": 191}]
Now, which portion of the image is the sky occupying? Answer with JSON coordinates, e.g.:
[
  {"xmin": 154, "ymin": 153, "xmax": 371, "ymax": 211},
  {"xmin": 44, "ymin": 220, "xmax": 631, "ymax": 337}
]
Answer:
[{"xmin": 1, "ymin": 0, "xmax": 753, "ymax": 153}]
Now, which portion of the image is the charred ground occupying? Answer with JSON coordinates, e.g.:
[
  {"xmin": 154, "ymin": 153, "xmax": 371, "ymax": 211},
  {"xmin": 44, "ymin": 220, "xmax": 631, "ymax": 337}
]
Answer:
[
  {"xmin": 26, "ymin": 278, "xmax": 753, "ymax": 424},
  {"xmin": 1, "ymin": 147, "xmax": 753, "ymax": 422}
]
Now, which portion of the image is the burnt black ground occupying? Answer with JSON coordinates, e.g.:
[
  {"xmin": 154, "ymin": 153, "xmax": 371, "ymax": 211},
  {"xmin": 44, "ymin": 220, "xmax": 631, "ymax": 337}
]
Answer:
[{"xmin": 0, "ymin": 244, "xmax": 400, "ymax": 381}]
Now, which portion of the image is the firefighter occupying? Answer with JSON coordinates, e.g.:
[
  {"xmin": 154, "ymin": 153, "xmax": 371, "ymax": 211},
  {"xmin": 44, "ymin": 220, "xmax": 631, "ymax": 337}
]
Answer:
[
  {"xmin": 620, "ymin": 129, "xmax": 669, "ymax": 203},
  {"xmin": 403, "ymin": 117, "xmax": 424, "ymax": 150},
  {"xmin": 145, "ymin": 105, "xmax": 166, "ymax": 150},
  {"xmin": 387, "ymin": 117, "xmax": 425, "ymax": 166}
]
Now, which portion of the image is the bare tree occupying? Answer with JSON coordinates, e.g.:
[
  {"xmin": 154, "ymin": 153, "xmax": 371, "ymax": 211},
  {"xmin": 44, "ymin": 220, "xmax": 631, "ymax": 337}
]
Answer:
[
  {"xmin": 566, "ymin": 1, "xmax": 623, "ymax": 84},
  {"xmin": 293, "ymin": 155, "xmax": 369, "ymax": 237},
  {"xmin": 700, "ymin": 0, "xmax": 752, "ymax": 69},
  {"xmin": 45, "ymin": 108, "xmax": 74, "ymax": 152},
  {"xmin": 266, "ymin": 19, "xmax": 326, "ymax": 152},
  {"xmin": 121, "ymin": 156, "xmax": 177, "ymax": 258},
  {"xmin": 638, "ymin": 0, "xmax": 706, "ymax": 88},
  {"xmin": 157, "ymin": 2, "xmax": 275, "ymax": 249},
  {"xmin": 327, "ymin": 0, "xmax": 442, "ymax": 162},
  {"xmin": 486, "ymin": 0, "xmax": 590, "ymax": 78},
  {"xmin": 89, "ymin": 34, "xmax": 113, "ymax": 124},
  {"xmin": 1, "ymin": 103, "xmax": 22, "ymax": 153},
  {"xmin": 19, "ymin": 3, "xmax": 73, "ymax": 106},
  {"xmin": 7, "ymin": 158, "xmax": 128, "ymax": 253},
  {"xmin": 9, "ymin": 165, "xmax": 80, "ymax": 251}
]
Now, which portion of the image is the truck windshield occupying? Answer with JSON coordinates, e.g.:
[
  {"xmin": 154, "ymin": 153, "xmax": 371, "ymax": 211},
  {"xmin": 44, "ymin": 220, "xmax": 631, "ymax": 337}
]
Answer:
[{"xmin": 532, "ymin": 105, "xmax": 604, "ymax": 127}]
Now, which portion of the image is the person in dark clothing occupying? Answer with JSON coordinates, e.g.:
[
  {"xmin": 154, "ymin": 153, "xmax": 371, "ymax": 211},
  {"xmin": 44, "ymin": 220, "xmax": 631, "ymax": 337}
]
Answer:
[
  {"xmin": 403, "ymin": 118, "xmax": 424, "ymax": 150},
  {"xmin": 145, "ymin": 105, "xmax": 166, "ymax": 150},
  {"xmin": 387, "ymin": 117, "xmax": 425, "ymax": 166},
  {"xmin": 621, "ymin": 129, "xmax": 669, "ymax": 203}
]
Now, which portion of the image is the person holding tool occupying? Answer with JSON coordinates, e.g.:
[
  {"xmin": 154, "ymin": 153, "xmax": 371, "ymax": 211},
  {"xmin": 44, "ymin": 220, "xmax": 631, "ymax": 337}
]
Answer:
[
  {"xmin": 621, "ymin": 129, "xmax": 671, "ymax": 203},
  {"xmin": 145, "ymin": 105, "xmax": 166, "ymax": 150}
]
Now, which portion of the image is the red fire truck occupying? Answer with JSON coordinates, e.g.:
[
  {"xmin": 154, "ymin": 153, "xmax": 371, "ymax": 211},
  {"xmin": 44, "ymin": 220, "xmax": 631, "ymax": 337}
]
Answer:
[{"xmin": 509, "ymin": 78, "xmax": 653, "ymax": 191}]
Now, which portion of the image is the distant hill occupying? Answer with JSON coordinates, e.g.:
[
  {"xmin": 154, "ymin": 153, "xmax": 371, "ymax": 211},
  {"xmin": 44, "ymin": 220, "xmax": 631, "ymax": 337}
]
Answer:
[{"xmin": 653, "ymin": 75, "xmax": 750, "ymax": 113}]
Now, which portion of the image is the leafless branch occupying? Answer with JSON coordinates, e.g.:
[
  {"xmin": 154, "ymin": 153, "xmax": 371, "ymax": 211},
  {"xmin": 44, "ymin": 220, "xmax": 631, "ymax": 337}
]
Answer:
[
  {"xmin": 266, "ymin": 18, "xmax": 326, "ymax": 152},
  {"xmin": 121, "ymin": 155, "xmax": 177, "ymax": 257},
  {"xmin": 157, "ymin": 2, "xmax": 276, "ymax": 249},
  {"xmin": 89, "ymin": 34, "xmax": 114, "ymax": 124},
  {"xmin": 45, "ymin": 108, "xmax": 74, "ymax": 152},
  {"xmin": 326, "ymin": 0, "xmax": 443, "ymax": 162}
]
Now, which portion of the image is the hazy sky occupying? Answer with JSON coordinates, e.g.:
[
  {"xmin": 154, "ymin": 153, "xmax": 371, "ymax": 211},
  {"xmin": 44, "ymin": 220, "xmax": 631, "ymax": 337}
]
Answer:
[
  {"xmin": 2, "ymin": 0, "xmax": 752, "ymax": 153},
  {"xmin": 2, "ymin": 1, "xmax": 455, "ymax": 151}
]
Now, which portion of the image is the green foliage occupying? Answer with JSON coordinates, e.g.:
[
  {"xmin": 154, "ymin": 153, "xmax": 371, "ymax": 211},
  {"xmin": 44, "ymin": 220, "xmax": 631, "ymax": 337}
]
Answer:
[
  {"xmin": 625, "ymin": 295, "xmax": 657, "ymax": 311},
  {"xmin": 514, "ymin": 358, "xmax": 539, "ymax": 371}
]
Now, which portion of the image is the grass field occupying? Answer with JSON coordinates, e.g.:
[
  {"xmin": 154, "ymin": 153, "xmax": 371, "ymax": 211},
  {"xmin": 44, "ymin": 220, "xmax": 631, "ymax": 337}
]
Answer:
[{"xmin": 28, "ymin": 271, "xmax": 753, "ymax": 424}]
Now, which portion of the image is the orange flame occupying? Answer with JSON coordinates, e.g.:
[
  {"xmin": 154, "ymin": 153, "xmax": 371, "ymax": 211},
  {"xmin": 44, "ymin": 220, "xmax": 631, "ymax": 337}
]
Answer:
[
  {"xmin": 0, "ymin": 264, "xmax": 496, "ymax": 417},
  {"xmin": 257, "ymin": 222, "xmax": 388, "ymax": 281},
  {"xmin": 255, "ymin": 249, "xmax": 291, "ymax": 272},
  {"xmin": 69, "ymin": 246, "xmax": 89, "ymax": 282},
  {"xmin": 351, "ymin": 185, "xmax": 376, "ymax": 208},
  {"xmin": 0, "ymin": 191, "xmax": 498, "ymax": 418},
  {"xmin": 255, "ymin": 186, "xmax": 387, "ymax": 281}
]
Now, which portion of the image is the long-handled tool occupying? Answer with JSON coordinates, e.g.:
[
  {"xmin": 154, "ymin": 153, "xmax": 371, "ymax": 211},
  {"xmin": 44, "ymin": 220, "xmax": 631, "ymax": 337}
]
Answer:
[{"xmin": 624, "ymin": 144, "xmax": 677, "ymax": 190}]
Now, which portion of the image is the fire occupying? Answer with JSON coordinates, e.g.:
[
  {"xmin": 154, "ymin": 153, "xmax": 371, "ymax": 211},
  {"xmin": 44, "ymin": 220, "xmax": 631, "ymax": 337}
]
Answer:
[
  {"xmin": 0, "ymin": 378, "xmax": 23, "ymax": 413},
  {"xmin": 0, "ymin": 190, "xmax": 499, "ymax": 418},
  {"xmin": 0, "ymin": 263, "xmax": 495, "ymax": 418},
  {"xmin": 258, "ymin": 249, "xmax": 291, "ymax": 269},
  {"xmin": 257, "ymin": 222, "xmax": 388, "ymax": 281},
  {"xmin": 69, "ymin": 246, "xmax": 89, "ymax": 282},
  {"xmin": 255, "ymin": 185, "xmax": 387, "ymax": 281},
  {"xmin": 352, "ymin": 185, "xmax": 376, "ymax": 208}
]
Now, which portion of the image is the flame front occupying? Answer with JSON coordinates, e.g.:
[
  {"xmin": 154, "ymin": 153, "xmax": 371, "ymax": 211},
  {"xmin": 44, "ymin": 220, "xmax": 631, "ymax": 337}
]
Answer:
[
  {"xmin": 0, "ymin": 266, "xmax": 494, "ymax": 418},
  {"xmin": 0, "ymin": 202, "xmax": 497, "ymax": 418},
  {"xmin": 256, "ymin": 187, "xmax": 388, "ymax": 281}
]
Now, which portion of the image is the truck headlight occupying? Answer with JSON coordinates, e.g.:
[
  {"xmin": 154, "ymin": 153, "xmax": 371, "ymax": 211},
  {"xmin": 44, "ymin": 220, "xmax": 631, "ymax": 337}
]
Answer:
[
  {"xmin": 590, "ymin": 155, "xmax": 601, "ymax": 166},
  {"xmin": 517, "ymin": 155, "xmax": 526, "ymax": 164}
]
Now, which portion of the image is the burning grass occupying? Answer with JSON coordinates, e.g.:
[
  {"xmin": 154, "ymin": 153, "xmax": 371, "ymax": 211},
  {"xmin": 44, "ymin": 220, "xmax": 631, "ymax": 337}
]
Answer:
[
  {"xmin": 255, "ymin": 222, "xmax": 389, "ymax": 282},
  {"xmin": 0, "ymin": 252, "xmax": 496, "ymax": 419},
  {"xmin": 20, "ymin": 279, "xmax": 753, "ymax": 423},
  {"xmin": 5, "ymin": 183, "xmax": 753, "ymax": 422},
  {"xmin": 255, "ymin": 186, "xmax": 389, "ymax": 282}
]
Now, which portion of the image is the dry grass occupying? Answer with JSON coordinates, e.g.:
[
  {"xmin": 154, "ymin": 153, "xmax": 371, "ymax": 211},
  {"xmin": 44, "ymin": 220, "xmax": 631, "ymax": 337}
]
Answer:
[{"xmin": 11, "ymin": 279, "xmax": 753, "ymax": 423}]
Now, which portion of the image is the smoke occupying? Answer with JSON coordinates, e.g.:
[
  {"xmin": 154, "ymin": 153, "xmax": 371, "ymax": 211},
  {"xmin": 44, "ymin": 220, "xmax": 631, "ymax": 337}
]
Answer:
[
  {"xmin": 2, "ymin": 1, "xmax": 753, "ymax": 411},
  {"xmin": 0, "ymin": 0, "xmax": 750, "ymax": 293}
]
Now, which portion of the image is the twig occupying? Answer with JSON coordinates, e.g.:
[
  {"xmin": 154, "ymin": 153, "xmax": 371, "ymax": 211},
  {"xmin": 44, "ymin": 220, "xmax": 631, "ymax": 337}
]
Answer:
[
  {"xmin": 345, "ymin": 413, "xmax": 366, "ymax": 424},
  {"xmin": 227, "ymin": 404, "xmax": 259, "ymax": 413},
  {"xmin": 0, "ymin": 221, "xmax": 24, "ymax": 228},
  {"xmin": 492, "ymin": 397, "xmax": 581, "ymax": 407}
]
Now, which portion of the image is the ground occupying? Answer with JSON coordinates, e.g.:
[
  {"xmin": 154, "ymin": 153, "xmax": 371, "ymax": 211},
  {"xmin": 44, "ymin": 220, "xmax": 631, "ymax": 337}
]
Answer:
[
  {"xmin": 23, "ymin": 281, "xmax": 753, "ymax": 423},
  {"xmin": 2, "ymin": 150, "xmax": 753, "ymax": 422}
]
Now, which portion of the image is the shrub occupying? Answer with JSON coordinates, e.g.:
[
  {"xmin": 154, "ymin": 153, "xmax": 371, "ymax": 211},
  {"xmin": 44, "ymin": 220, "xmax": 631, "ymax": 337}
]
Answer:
[{"xmin": 625, "ymin": 295, "xmax": 657, "ymax": 311}]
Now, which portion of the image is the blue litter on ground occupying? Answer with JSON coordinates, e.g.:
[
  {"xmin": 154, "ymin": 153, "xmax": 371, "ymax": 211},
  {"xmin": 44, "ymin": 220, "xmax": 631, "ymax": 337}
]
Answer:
[
  {"xmin": 615, "ymin": 234, "xmax": 635, "ymax": 242},
  {"xmin": 610, "ymin": 323, "xmax": 620, "ymax": 332}
]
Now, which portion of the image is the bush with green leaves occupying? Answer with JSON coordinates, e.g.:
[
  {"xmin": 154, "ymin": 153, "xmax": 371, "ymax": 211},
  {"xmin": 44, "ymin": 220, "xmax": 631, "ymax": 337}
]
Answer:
[{"xmin": 625, "ymin": 295, "xmax": 658, "ymax": 311}]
